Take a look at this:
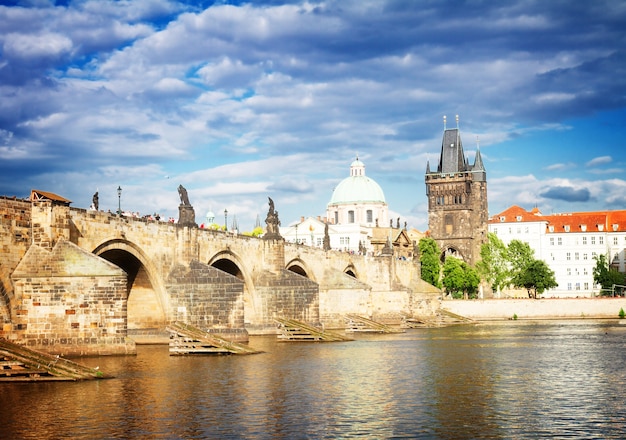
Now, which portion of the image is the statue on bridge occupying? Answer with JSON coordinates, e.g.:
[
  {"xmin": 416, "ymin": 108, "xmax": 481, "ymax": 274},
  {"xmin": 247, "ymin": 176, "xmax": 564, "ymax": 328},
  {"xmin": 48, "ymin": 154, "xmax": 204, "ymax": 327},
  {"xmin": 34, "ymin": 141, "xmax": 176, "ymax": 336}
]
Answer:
[
  {"xmin": 323, "ymin": 222, "xmax": 331, "ymax": 251},
  {"xmin": 177, "ymin": 185, "xmax": 197, "ymax": 227},
  {"xmin": 264, "ymin": 197, "xmax": 282, "ymax": 239},
  {"xmin": 91, "ymin": 191, "xmax": 99, "ymax": 211},
  {"xmin": 178, "ymin": 185, "xmax": 191, "ymax": 206}
]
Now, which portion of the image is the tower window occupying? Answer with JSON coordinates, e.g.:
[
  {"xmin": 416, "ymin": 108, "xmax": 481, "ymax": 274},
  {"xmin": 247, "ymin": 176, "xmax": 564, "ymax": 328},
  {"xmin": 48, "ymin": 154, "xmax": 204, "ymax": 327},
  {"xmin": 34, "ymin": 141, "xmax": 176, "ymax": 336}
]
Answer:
[
  {"xmin": 366, "ymin": 210, "xmax": 373, "ymax": 223},
  {"xmin": 348, "ymin": 210, "xmax": 355, "ymax": 223}
]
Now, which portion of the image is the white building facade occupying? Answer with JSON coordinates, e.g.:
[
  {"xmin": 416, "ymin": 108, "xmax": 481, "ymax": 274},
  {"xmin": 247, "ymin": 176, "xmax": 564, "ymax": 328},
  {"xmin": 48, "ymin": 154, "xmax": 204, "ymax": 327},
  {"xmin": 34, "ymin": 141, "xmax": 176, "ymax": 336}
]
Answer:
[
  {"xmin": 490, "ymin": 206, "xmax": 626, "ymax": 298},
  {"xmin": 280, "ymin": 157, "xmax": 390, "ymax": 254}
]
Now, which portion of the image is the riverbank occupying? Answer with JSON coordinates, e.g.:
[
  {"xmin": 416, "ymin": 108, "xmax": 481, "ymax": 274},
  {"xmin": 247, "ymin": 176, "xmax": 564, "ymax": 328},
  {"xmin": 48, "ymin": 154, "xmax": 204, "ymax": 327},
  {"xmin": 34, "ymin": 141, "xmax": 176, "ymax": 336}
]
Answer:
[{"xmin": 440, "ymin": 297, "xmax": 626, "ymax": 321}]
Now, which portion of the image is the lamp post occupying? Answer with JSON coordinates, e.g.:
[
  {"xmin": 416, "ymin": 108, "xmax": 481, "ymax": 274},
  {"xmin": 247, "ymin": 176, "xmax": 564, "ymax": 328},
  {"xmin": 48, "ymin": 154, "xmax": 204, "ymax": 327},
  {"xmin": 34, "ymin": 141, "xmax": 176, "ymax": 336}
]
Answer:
[
  {"xmin": 117, "ymin": 186, "xmax": 122, "ymax": 215},
  {"xmin": 224, "ymin": 208, "xmax": 228, "ymax": 232}
]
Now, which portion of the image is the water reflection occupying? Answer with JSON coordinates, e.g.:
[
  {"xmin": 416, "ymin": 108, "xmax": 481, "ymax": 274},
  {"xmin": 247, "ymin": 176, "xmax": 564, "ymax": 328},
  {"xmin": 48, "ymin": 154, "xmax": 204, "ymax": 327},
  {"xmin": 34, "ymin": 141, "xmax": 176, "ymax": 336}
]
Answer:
[{"xmin": 1, "ymin": 321, "xmax": 626, "ymax": 439}]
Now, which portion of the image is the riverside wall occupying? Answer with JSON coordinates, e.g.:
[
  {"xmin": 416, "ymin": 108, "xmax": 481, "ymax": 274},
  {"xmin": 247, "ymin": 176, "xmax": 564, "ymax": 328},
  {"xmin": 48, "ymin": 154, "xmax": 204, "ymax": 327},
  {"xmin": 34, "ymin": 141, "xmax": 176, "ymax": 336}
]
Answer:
[{"xmin": 441, "ymin": 298, "xmax": 626, "ymax": 321}]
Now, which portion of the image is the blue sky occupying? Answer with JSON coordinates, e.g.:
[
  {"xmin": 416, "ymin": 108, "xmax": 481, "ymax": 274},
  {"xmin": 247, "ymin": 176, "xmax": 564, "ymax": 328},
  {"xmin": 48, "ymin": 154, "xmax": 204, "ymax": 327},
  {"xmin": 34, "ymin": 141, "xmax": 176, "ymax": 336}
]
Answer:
[{"xmin": 1, "ymin": 0, "xmax": 625, "ymax": 231}]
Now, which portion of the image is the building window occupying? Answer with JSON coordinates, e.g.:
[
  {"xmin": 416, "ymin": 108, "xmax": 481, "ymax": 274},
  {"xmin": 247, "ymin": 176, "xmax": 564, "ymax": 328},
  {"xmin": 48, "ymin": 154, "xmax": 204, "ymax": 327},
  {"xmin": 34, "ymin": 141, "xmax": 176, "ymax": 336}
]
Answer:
[
  {"xmin": 334, "ymin": 211, "xmax": 338, "ymax": 224},
  {"xmin": 340, "ymin": 236, "xmax": 350, "ymax": 246},
  {"xmin": 566, "ymin": 252, "xmax": 571, "ymax": 261},
  {"xmin": 583, "ymin": 268, "xmax": 588, "ymax": 275},
  {"xmin": 575, "ymin": 283, "xmax": 580, "ymax": 291},
  {"xmin": 567, "ymin": 283, "xmax": 572, "ymax": 290},
  {"xmin": 348, "ymin": 210, "xmax": 354, "ymax": 223},
  {"xmin": 550, "ymin": 237, "xmax": 554, "ymax": 246},
  {"xmin": 575, "ymin": 252, "xmax": 579, "ymax": 260},
  {"xmin": 583, "ymin": 253, "xmax": 587, "ymax": 260},
  {"xmin": 591, "ymin": 236, "xmax": 596, "ymax": 245},
  {"xmin": 599, "ymin": 236, "xmax": 604, "ymax": 245},
  {"xmin": 582, "ymin": 236, "xmax": 587, "ymax": 245},
  {"xmin": 558, "ymin": 237, "xmax": 562, "ymax": 245},
  {"xmin": 614, "ymin": 237, "xmax": 619, "ymax": 245},
  {"xmin": 567, "ymin": 268, "xmax": 571, "ymax": 275},
  {"xmin": 584, "ymin": 282, "xmax": 589, "ymax": 290},
  {"xmin": 366, "ymin": 210, "xmax": 373, "ymax": 223}
]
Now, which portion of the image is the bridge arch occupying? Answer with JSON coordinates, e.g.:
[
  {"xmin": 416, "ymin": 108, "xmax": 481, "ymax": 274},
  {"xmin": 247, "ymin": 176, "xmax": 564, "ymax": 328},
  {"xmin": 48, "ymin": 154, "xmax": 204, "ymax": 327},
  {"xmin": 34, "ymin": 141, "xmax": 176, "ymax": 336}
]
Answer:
[
  {"xmin": 93, "ymin": 239, "xmax": 167, "ymax": 333},
  {"xmin": 440, "ymin": 245, "xmax": 463, "ymax": 263},
  {"xmin": 285, "ymin": 258, "xmax": 316, "ymax": 281},
  {"xmin": 208, "ymin": 250, "xmax": 257, "ymax": 320}
]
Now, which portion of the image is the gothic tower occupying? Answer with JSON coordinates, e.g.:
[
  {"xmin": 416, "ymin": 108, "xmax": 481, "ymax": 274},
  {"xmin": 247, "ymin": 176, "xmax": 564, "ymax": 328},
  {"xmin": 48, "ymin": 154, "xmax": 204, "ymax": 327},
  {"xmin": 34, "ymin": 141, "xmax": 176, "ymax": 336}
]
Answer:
[{"xmin": 425, "ymin": 115, "xmax": 488, "ymax": 266}]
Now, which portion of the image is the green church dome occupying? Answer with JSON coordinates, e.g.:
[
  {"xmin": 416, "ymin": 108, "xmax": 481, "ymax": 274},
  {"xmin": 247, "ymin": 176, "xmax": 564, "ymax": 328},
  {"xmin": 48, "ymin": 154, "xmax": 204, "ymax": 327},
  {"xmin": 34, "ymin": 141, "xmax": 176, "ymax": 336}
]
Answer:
[{"xmin": 328, "ymin": 157, "xmax": 386, "ymax": 205}]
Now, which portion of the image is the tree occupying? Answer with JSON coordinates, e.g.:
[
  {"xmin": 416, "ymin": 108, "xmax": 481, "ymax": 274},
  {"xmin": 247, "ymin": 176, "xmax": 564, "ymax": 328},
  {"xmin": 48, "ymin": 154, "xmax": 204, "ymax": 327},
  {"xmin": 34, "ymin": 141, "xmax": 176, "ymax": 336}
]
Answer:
[
  {"xmin": 593, "ymin": 254, "xmax": 626, "ymax": 296},
  {"xmin": 461, "ymin": 262, "xmax": 480, "ymax": 299},
  {"xmin": 507, "ymin": 240, "xmax": 535, "ymax": 275},
  {"xmin": 442, "ymin": 257, "xmax": 480, "ymax": 299},
  {"xmin": 476, "ymin": 232, "xmax": 509, "ymax": 294},
  {"xmin": 511, "ymin": 259, "xmax": 557, "ymax": 299},
  {"xmin": 243, "ymin": 226, "xmax": 264, "ymax": 237},
  {"xmin": 419, "ymin": 237, "xmax": 441, "ymax": 288}
]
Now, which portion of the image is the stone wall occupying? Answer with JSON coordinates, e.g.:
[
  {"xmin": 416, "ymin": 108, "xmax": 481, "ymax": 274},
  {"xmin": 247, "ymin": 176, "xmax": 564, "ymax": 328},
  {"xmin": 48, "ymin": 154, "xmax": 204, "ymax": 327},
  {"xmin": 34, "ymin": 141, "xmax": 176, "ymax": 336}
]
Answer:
[
  {"xmin": 441, "ymin": 298, "xmax": 626, "ymax": 320},
  {"xmin": 166, "ymin": 260, "xmax": 247, "ymax": 341},
  {"xmin": 9, "ymin": 239, "xmax": 135, "ymax": 356},
  {"xmin": 0, "ymin": 196, "xmax": 31, "ymax": 324},
  {"xmin": 250, "ymin": 269, "xmax": 319, "ymax": 334}
]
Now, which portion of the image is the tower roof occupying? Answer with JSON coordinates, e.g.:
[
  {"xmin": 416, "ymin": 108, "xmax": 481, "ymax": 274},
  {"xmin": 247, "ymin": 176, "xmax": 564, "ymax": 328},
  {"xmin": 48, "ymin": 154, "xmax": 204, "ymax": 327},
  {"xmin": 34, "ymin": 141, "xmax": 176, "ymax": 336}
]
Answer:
[
  {"xmin": 429, "ymin": 118, "xmax": 486, "ymax": 179},
  {"xmin": 437, "ymin": 128, "xmax": 467, "ymax": 174}
]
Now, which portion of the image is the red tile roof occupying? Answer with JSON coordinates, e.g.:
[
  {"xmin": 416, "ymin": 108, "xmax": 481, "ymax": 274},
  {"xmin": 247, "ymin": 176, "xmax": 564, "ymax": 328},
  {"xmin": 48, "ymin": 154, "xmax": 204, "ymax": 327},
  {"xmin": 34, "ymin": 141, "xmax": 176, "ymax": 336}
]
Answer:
[{"xmin": 490, "ymin": 206, "xmax": 626, "ymax": 233}]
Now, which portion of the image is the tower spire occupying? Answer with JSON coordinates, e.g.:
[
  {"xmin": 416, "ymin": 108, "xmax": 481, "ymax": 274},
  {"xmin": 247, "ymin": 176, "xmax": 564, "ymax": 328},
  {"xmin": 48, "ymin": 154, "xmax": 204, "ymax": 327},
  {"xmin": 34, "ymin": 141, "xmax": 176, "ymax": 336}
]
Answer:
[{"xmin": 443, "ymin": 115, "xmax": 447, "ymax": 130}]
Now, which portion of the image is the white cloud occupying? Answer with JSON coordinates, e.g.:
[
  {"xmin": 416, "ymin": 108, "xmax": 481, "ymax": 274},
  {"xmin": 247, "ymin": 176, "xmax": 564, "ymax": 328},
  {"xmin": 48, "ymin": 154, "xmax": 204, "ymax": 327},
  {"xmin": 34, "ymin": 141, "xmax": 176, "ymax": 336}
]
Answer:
[
  {"xmin": 586, "ymin": 156, "xmax": 612, "ymax": 167},
  {"xmin": 3, "ymin": 32, "xmax": 72, "ymax": 59}
]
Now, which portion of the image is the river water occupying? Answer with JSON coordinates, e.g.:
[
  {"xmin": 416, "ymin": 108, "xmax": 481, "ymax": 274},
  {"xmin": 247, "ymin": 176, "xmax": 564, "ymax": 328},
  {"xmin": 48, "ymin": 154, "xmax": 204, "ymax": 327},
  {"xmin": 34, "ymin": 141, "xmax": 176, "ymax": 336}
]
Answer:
[{"xmin": 2, "ymin": 320, "xmax": 626, "ymax": 439}]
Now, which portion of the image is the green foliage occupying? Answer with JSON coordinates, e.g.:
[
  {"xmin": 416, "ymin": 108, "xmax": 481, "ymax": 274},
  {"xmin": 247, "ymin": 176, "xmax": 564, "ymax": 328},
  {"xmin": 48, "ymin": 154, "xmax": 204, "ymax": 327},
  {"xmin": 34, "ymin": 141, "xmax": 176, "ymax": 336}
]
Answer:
[
  {"xmin": 513, "ymin": 313, "xmax": 518, "ymax": 320},
  {"xmin": 476, "ymin": 232, "xmax": 509, "ymax": 293},
  {"xmin": 419, "ymin": 237, "xmax": 441, "ymax": 288},
  {"xmin": 619, "ymin": 308, "xmax": 625, "ymax": 319},
  {"xmin": 477, "ymin": 237, "xmax": 561, "ymax": 297},
  {"xmin": 593, "ymin": 254, "xmax": 625, "ymax": 295},
  {"xmin": 243, "ymin": 226, "xmax": 264, "ymax": 237},
  {"xmin": 511, "ymin": 259, "xmax": 557, "ymax": 299},
  {"xmin": 507, "ymin": 240, "xmax": 535, "ymax": 275},
  {"xmin": 442, "ymin": 257, "xmax": 480, "ymax": 299}
]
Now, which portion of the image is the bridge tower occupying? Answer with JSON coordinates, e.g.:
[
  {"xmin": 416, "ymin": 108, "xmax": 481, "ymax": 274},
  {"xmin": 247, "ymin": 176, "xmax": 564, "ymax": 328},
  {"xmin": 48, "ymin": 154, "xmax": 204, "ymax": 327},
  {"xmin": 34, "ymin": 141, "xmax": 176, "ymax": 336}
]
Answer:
[{"xmin": 425, "ymin": 115, "xmax": 488, "ymax": 266}]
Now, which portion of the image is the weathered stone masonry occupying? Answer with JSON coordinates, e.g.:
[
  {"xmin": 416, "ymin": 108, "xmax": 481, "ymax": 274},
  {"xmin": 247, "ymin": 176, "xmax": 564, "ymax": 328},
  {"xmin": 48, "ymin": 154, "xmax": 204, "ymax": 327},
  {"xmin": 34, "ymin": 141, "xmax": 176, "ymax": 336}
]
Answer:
[{"xmin": 0, "ymin": 194, "xmax": 439, "ymax": 356}]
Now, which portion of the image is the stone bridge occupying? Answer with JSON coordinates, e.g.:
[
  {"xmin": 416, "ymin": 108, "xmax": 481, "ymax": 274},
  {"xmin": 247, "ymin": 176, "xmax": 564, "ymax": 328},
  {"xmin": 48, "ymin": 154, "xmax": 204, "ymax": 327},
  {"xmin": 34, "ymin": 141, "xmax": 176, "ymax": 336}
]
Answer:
[{"xmin": 0, "ymin": 195, "xmax": 440, "ymax": 355}]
